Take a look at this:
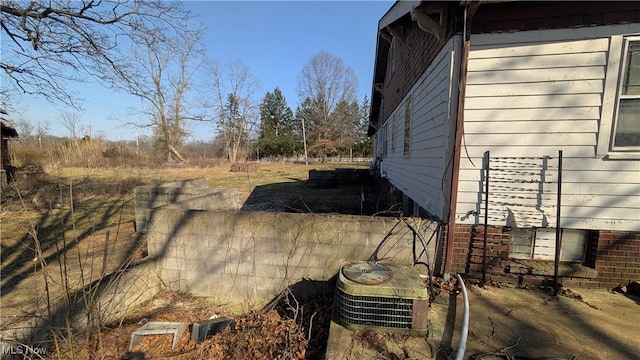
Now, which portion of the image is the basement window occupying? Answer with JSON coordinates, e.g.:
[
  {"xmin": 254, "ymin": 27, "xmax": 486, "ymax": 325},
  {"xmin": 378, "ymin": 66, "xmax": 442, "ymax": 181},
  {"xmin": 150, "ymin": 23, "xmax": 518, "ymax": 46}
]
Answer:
[{"xmin": 509, "ymin": 228, "xmax": 587, "ymax": 262}]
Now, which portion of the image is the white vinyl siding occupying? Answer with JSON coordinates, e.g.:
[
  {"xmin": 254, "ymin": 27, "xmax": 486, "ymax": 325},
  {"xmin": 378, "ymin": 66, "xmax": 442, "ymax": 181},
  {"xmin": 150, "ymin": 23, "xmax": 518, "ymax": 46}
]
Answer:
[
  {"xmin": 456, "ymin": 25, "xmax": 640, "ymax": 232},
  {"xmin": 380, "ymin": 36, "xmax": 461, "ymax": 219}
]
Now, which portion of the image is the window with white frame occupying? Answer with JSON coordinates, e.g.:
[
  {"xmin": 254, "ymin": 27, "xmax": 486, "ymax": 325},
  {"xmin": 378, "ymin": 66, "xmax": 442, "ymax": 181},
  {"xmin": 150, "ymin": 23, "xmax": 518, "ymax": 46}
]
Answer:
[
  {"xmin": 403, "ymin": 96, "xmax": 411, "ymax": 155},
  {"xmin": 382, "ymin": 122, "xmax": 388, "ymax": 157},
  {"xmin": 386, "ymin": 38, "xmax": 396, "ymax": 82},
  {"xmin": 612, "ymin": 37, "xmax": 640, "ymax": 150},
  {"xmin": 391, "ymin": 112, "xmax": 397, "ymax": 152}
]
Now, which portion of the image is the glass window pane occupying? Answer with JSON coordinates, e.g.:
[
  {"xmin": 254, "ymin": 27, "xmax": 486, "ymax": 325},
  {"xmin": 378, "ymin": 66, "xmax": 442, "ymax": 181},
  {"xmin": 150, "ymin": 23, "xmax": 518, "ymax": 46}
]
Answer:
[
  {"xmin": 623, "ymin": 41, "xmax": 640, "ymax": 95},
  {"xmin": 614, "ymin": 98, "xmax": 640, "ymax": 147},
  {"xmin": 509, "ymin": 228, "xmax": 533, "ymax": 259},
  {"xmin": 404, "ymin": 97, "xmax": 411, "ymax": 155},
  {"xmin": 560, "ymin": 229, "xmax": 586, "ymax": 262}
]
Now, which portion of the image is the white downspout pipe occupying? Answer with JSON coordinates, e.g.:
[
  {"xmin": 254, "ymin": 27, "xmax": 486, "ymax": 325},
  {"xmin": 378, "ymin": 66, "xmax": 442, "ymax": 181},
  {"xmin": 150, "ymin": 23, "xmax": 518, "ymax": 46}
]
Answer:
[{"xmin": 455, "ymin": 274, "xmax": 470, "ymax": 360}]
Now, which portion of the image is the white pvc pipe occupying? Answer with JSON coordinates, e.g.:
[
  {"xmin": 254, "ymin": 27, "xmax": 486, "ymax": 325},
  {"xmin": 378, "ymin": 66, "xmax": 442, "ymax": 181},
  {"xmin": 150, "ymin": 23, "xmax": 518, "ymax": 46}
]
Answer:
[{"xmin": 455, "ymin": 274, "xmax": 470, "ymax": 360}]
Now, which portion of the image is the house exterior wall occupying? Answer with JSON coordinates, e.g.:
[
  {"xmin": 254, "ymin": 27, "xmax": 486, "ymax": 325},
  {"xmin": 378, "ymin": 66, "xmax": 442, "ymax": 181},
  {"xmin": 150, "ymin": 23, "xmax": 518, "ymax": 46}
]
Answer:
[
  {"xmin": 1, "ymin": 139, "xmax": 9, "ymax": 169},
  {"xmin": 378, "ymin": 14, "xmax": 452, "ymax": 123},
  {"xmin": 377, "ymin": 35, "xmax": 461, "ymax": 219},
  {"xmin": 457, "ymin": 24, "xmax": 640, "ymax": 233},
  {"xmin": 370, "ymin": 2, "xmax": 640, "ymax": 288}
]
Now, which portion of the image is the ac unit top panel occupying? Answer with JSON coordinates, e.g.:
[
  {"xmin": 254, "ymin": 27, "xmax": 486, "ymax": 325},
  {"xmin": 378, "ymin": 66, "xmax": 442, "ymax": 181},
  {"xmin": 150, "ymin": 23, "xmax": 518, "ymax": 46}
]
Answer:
[{"xmin": 337, "ymin": 261, "xmax": 429, "ymax": 300}]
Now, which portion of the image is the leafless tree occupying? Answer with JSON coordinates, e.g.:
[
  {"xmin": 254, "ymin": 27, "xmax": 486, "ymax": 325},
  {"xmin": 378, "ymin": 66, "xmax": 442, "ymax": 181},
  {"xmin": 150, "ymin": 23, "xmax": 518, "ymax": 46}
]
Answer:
[
  {"xmin": 15, "ymin": 118, "xmax": 50, "ymax": 147},
  {"xmin": 35, "ymin": 120, "xmax": 49, "ymax": 148},
  {"xmin": 13, "ymin": 117, "xmax": 33, "ymax": 143},
  {"xmin": 118, "ymin": 26, "xmax": 205, "ymax": 162},
  {"xmin": 1, "ymin": 0, "xmax": 192, "ymax": 108},
  {"xmin": 57, "ymin": 111, "xmax": 82, "ymax": 139},
  {"xmin": 296, "ymin": 51, "xmax": 359, "ymax": 156},
  {"xmin": 209, "ymin": 60, "xmax": 261, "ymax": 163}
]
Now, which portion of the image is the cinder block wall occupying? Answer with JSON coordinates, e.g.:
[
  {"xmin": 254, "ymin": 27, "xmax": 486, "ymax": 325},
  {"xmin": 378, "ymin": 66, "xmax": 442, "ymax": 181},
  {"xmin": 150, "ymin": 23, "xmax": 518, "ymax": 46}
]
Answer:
[
  {"xmin": 134, "ymin": 183, "xmax": 239, "ymax": 232},
  {"xmin": 146, "ymin": 210, "xmax": 438, "ymax": 311}
]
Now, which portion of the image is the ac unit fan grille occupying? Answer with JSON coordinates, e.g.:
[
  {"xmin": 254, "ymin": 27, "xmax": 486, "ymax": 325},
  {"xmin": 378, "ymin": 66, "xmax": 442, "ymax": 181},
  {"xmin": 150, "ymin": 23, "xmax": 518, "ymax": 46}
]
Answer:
[{"xmin": 336, "ymin": 288, "xmax": 413, "ymax": 329}]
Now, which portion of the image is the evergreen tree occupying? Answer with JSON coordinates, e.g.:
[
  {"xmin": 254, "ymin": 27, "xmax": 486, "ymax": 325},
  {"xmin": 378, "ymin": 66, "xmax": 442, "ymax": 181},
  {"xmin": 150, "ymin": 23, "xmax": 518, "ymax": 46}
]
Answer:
[
  {"xmin": 332, "ymin": 98, "xmax": 361, "ymax": 152},
  {"xmin": 353, "ymin": 96, "xmax": 373, "ymax": 157},
  {"xmin": 257, "ymin": 88, "xmax": 297, "ymax": 157}
]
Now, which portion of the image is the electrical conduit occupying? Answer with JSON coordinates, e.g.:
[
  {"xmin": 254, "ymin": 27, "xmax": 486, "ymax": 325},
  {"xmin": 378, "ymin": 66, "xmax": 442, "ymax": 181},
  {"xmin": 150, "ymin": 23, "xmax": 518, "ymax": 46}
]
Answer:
[{"xmin": 455, "ymin": 274, "xmax": 469, "ymax": 360}]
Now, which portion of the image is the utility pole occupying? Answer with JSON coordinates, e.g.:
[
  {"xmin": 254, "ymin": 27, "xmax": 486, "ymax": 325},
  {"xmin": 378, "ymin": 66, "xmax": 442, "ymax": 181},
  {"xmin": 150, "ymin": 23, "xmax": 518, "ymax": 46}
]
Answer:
[{"xmin": 301, "ymin": 117, "xmax": 308, "ymax": 165}]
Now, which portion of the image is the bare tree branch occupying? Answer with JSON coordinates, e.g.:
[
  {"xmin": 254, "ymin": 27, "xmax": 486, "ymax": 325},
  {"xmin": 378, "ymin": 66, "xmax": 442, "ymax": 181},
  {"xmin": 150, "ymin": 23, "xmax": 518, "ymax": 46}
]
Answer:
[
  {"xmin": 208, "ymin": 60, "xmax": 261, "ymax": 163},
  {"xmin": 296, "ymin": 51, "xmax": 359, "ymax": 157},
  {"xmin": 1, "ymin": 0, "xmax": 193, "ymax": 109},
  {"xmin": 57, "ymin": 111, "xmax": 83, "ymax": 139},
  {"xmin": 117, "ymin": 26, "xmax": 205, "ymax": 161}
]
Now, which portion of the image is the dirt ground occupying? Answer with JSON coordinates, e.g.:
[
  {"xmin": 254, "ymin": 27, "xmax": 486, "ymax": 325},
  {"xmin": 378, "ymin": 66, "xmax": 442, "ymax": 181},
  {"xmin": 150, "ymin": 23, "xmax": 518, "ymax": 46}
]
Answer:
[{"xmin": 326, "ymin": 284, "xmax": 640, "ymax": 360}]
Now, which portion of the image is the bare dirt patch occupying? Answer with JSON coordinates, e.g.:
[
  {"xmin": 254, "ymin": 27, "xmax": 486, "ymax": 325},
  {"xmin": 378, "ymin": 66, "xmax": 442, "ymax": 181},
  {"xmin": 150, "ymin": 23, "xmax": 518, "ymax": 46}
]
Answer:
[
  {"xmin": 327, "ymin": 283, "xmax": 640, "ymax": 360},
  {"xmin": 436, "ymin": 284, "xmax": 640, "ymax": 360}
]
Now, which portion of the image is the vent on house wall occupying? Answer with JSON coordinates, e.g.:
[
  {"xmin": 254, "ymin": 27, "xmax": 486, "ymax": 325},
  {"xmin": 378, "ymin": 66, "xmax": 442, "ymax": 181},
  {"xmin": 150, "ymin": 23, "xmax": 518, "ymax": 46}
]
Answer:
[{"xmin": 334, "ymin": 261, "xmax": 429, "ymax": 335}]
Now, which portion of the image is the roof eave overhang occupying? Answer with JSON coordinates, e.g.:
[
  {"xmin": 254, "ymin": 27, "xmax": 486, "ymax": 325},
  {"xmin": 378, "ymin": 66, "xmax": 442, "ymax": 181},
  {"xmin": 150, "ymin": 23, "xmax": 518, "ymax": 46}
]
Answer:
[
  {"xmin": 1, "ymin": 118, "xmax": 19, "ymax": 138},
  {"xmin": 368, "ymin": 1, "xmax": 428, "ymax": 136}
]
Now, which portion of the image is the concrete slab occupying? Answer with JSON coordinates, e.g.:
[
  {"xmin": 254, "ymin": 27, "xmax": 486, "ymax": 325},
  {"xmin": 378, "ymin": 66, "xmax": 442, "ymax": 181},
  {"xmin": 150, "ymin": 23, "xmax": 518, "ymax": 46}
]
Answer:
[
  {"xmin": 129, "ymin": 322, "xmax": 186, "ymax": 351},
  {"xmin": 191, "ymin": 317, "xmax": 234, "ymax": 343},
  {"xmin": 325, "ymin": 320, "xmax": 435, "ymax": 359}
]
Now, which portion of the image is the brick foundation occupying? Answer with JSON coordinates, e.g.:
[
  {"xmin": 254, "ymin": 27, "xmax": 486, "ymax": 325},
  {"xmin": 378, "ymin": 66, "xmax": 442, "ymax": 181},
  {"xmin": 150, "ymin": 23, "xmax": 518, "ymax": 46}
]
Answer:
[{"xmin": 449, "ymin": 224, "xmax": 640, "ymax": 289}]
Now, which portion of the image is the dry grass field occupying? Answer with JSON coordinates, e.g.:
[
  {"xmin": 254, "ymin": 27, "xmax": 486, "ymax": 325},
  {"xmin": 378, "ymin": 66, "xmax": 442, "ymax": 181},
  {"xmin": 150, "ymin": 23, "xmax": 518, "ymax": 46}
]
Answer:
[{"xmin": 0, "ymin": 161, "xmax": 369, "ymax": 358}]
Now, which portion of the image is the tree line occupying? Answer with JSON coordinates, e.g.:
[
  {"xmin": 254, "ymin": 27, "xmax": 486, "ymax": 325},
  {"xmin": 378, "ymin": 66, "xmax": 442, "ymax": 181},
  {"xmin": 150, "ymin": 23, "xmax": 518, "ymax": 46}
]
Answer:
[{"xmin": 1, "ymin": 1, "xmax": 372, "ymax": 164}]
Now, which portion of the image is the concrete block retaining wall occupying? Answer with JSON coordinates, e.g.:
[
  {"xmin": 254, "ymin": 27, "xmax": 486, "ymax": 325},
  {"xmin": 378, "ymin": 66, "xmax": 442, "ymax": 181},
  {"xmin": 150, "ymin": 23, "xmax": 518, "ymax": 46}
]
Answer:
[
  {"xmin": 146, "ymin": 210, "xmax": 438, "ymax": 311},
  {"xmin": 134, "ymin": 180, "xmax": 239, "ymax": 232},
  {"xmin": 308, "ymin": 168, "xmax": 370, "ymax": 188}
]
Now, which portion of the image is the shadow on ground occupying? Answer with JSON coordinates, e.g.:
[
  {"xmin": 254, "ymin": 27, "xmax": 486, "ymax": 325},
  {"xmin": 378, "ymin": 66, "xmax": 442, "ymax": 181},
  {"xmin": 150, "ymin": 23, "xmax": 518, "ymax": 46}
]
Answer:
[
  {"xmin": 240, "ymin": 179, "xmax": 380, "ymax": 215},
  {"xmin": 326, "ymin": 285, "xmax": 640, "ymax": 360}
]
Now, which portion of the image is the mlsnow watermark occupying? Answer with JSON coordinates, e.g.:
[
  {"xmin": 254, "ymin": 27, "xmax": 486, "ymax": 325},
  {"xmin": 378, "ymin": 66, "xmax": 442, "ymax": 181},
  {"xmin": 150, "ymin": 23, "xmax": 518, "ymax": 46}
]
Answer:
[{"xmin": 2, "ymin": 345, "xmax": 48, "ymax": 356}]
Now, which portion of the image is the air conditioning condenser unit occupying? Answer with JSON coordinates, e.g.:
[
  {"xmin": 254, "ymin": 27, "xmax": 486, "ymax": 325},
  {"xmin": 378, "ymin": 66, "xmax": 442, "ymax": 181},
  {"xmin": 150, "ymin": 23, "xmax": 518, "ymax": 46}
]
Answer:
[{"xmin": 334, "ymin": 261, "xmax": 429, "ymax": 335}]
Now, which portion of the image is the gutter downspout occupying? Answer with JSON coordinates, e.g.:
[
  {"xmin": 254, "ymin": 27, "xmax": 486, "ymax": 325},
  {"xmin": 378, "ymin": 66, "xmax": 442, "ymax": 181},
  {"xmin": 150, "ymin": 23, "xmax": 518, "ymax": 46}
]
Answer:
[{"xmin": 444, "ymin": 2, "xmax": 479, "ymax": 276}]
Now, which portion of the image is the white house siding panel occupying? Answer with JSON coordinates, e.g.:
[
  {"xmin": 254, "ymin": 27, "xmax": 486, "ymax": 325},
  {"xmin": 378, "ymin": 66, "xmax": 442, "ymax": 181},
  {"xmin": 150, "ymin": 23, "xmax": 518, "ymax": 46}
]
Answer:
[
  {"xmin": 457, "ymin": 26, "xmax": 640, "ymax": 232},
  {"xmin": 380, "ymin": 36, "xmax": 461, "ymax": 219}
]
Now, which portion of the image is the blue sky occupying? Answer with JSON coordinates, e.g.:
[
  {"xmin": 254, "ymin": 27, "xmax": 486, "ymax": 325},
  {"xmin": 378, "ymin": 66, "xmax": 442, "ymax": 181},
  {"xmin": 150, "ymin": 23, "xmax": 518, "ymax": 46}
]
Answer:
[{"xmin": 11, "ymin": 0, "xmax": 393, "ymax": 141}]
